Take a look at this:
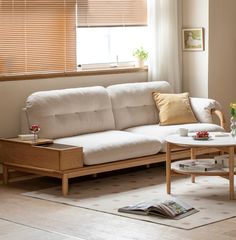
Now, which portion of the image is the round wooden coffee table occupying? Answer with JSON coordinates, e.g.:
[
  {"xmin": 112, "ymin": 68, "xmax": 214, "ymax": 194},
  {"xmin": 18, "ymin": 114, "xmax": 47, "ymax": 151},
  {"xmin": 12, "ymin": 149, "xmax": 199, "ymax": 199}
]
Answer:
[{"xmin": 165, "ymin": 133, "xmax": 236, "ymax": 200}]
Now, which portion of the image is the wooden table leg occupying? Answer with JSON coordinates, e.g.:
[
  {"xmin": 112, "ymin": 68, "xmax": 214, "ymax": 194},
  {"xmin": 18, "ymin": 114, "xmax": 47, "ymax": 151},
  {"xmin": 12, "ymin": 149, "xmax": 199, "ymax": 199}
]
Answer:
[
  {"xmin": 190, "ymin": 148, "xmax": 197, "ymax": 183},
  {"xmin": 166, "ymin": 142, "xmax": 172, "ymax": 194},
  {"xmin": 3, "ymin": 164, "xmax": 9, "ymax": 184},
  {"xmin": 62, "ymin": 174, "xmax": 69, "ymax": 196},
  {"xmin": 228, "ymin": 146, "xmax": 234, "ymax": 200}
]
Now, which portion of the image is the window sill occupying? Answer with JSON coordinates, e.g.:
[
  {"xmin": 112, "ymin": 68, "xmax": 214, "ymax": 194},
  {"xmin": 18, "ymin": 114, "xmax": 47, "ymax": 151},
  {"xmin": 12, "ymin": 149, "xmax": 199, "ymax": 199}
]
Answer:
[{"xmin": 0, "ymin": 66, "xmax": 148, "ymax": 82}]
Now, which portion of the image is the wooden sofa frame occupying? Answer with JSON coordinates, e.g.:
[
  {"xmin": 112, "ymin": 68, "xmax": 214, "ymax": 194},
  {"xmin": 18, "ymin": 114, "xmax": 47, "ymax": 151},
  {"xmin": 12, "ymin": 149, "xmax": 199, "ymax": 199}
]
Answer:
[{"xmin": 0, "ymin": 109, "xmax": 225, "ymax": 196}]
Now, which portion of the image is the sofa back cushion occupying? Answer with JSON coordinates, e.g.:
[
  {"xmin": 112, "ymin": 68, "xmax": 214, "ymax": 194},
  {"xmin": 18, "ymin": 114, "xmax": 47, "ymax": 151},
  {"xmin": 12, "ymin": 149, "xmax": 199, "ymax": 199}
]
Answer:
[
  {"xmin": 25, "ymin": 86, "xmax": 115, "ymax": 139},
  {"xmin": 107, "ymin": 81, "xmax": 172, "ymax": 130}
]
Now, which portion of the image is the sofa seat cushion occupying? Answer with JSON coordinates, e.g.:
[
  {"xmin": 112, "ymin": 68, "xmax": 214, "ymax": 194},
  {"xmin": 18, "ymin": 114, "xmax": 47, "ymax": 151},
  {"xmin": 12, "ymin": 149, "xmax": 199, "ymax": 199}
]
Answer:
[
  {"xmin": 125, "ymin": 123, "xmax": 225, "ymax": 152},
  {"xmin": 54, "ymin": 130, "xmax": 162, "ymax": 165}
]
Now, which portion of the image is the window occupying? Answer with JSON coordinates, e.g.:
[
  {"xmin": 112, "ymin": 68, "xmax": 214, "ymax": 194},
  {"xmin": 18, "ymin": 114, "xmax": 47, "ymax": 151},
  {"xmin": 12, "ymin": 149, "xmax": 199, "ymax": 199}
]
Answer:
[
  {"xmin": 0, "ymin": 0, "xmax": 76, "ymax": 77},
  {"xmin": 77, "ymin": 26, "xmax": 148, "ymax": 68},
  {"xmin": 0, "ymin": 0, "xmax": 147, "ymax": 78},
  {"xmin": 76, "ymin": 0, "xmax": 148, "ymax": 69}
]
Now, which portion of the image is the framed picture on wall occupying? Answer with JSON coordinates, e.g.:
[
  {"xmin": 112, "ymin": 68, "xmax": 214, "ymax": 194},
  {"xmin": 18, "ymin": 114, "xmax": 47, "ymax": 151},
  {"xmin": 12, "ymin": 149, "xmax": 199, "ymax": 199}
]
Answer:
[{"xmin": 182, "ymin": 28, "xmax": 204, "ymax": 51}]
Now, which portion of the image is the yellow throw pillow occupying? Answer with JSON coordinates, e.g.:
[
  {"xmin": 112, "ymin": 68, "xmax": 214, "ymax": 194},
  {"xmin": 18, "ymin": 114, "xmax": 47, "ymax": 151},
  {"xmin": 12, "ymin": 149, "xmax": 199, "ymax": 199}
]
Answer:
[{"xmin": 152, "ymin": 92, "xmax": 198, "ymax": 126}]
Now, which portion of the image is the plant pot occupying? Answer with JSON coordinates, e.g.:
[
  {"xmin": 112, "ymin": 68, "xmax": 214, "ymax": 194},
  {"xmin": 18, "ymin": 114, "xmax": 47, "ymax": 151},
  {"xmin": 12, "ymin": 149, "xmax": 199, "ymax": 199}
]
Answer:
[{"xmin": 135, "ymin": 58, "xmax": 145, "ymax": 68}]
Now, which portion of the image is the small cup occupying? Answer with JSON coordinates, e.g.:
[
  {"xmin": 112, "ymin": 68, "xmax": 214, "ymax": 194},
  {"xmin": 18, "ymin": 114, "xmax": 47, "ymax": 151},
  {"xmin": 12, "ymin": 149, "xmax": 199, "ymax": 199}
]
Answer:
[{"xmin": 179, "ymin": 128, "xmax": 188, "ymax": 136}]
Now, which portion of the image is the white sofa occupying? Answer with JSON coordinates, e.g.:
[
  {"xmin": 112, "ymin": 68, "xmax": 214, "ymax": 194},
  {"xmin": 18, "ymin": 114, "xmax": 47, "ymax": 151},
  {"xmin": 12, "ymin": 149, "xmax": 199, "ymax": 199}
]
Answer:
[{"xmin": 22, "ymin": 81, "xmax": 225, "ymax": 174}]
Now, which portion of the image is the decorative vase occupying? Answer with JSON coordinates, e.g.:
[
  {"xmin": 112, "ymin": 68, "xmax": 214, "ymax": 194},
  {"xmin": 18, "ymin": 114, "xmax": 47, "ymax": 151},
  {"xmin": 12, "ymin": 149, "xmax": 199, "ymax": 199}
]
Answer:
[
  {"xmin": 29, "ymin": 124, "xmax": 41, "ymax": 141},
  {"xmin": 230, "ymin": 117, "xmax": 236, "ymax": 137}
]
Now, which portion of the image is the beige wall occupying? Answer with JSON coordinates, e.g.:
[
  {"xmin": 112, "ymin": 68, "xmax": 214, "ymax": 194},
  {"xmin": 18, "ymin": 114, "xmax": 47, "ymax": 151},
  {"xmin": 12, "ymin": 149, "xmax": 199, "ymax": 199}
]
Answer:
[
  {"xmin": 182, "ymin": 0, "xmax": 209, "ymax": 98},
  {"xmin": 209, "ymin": 0, "xmax": 236, "ymax": 130},
  {"xmin": 182, "ymin": 0, "xmax": 236, "ymax": 130},
  {"xmin": 0, "ymin": 72, "xmax": 147, "ymax": 138}
]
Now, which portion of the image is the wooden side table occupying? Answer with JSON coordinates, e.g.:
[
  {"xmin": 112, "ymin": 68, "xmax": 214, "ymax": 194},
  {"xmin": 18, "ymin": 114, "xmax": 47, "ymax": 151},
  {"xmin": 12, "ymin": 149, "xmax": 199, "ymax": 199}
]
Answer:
[{"xmin": 0, "ymin": 138, "xmax": 83, "ymax": 195}]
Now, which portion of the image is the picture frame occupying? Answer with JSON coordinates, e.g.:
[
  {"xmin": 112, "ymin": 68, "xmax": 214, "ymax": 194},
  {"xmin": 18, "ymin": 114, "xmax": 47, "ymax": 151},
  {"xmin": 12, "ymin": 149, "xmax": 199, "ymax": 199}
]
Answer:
[{"xmin": 182, "ymin": 28, "xmax": 204, "ymax": 51}]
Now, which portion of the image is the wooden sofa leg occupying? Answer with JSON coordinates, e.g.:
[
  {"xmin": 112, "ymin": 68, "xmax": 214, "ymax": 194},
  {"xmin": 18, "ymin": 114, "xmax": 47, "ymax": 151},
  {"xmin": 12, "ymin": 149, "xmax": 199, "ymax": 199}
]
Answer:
[{"xmin": 62, "ymin": 175, "xmax": 69, "ymax": 196}]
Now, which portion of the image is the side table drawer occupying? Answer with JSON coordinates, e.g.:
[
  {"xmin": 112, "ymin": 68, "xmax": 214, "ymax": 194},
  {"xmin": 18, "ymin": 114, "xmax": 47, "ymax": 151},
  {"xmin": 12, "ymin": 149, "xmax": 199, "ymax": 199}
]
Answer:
[
  {"xmin": 37, "ymin": 143, "xmax": 83, "ymax": 170},
  {"xmin": 0, "ymin": 140, "xmax": 83, "ymax": 171}
]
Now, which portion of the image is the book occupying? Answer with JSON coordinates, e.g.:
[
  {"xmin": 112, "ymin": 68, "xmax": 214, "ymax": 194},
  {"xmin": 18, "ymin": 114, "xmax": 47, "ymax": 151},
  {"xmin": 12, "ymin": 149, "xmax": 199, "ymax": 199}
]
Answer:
[
  {"xmin": 214, "ymin": 133, "xmax": 230, "ymax": 137},
  {"xmin": 118, "ymin": 197, "xmax": 199, "ymax": 220},
  {"xmin": 179, "ymin": 159, "xmax": 224, "ymax": 172},
  {"xmin": 214, "ymin": 154, "xmax": 236, "ymax": 167}
]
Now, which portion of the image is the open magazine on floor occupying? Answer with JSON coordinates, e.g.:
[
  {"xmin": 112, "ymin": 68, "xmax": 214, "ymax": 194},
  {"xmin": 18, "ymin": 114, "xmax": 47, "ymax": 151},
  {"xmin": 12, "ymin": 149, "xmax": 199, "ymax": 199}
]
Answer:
[{"xmin": 118, "ymin": 197, "xmax": 199, "ymax": 220}]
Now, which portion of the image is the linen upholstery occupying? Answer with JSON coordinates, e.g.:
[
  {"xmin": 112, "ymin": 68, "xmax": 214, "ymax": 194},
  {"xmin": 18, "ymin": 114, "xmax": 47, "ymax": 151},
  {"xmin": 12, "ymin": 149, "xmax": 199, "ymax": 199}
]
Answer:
[
  {"xmin": 21, "ymin": 81, "xmax": 225, "ymax": 167},
  {"xmin": 125, "ymin": 123, "xmax": 225, "ymax": 152},
  {"xmin": 152, "ymin": 92, "xmax": 197, "ymax": 125},
  {"xmin": 190, "ymin": 97, "xmax": 221, "ymax": 123},
  {"xmin": 107, "ymin": 81, "xmax": 172, "ymax": 130},
  {"xmin": 54, "ymin": 130, "xmax": 162, "ymax": 165},
  {"xmin": 25, "ymin": 86, "xmax": 115, "ymax": 139}
]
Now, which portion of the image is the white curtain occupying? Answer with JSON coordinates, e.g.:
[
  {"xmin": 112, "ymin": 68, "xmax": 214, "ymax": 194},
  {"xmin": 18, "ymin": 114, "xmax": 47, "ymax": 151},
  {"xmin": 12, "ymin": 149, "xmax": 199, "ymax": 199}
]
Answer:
[{"xmin": 148, "ymin": 0, "xmax": 182, "ymax": 93}]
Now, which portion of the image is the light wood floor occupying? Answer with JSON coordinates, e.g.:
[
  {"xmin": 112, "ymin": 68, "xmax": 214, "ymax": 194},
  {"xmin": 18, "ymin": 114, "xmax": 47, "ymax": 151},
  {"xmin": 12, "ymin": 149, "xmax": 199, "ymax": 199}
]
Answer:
[{"xmin": 1, "ymin": 169, "xmax": 236, "ymax": 240}]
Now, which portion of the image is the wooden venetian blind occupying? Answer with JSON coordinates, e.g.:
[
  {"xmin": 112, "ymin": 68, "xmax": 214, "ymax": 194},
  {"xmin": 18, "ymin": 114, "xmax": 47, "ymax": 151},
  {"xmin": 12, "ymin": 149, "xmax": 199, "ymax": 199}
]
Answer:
[
  {"xmin": 0, "ymin": 0, "xmax": 76, "ymax": 76},
  {"xmin": 77, "ymin": 0, "xmax": 147, "ymax": 27}
]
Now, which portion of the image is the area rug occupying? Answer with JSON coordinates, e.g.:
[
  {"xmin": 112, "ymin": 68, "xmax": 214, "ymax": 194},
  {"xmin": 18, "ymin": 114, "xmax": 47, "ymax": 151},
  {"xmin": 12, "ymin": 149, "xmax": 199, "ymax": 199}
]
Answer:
[{"xmin": 22, "ymin": 167, "xmax": 236, "ymax": 230}]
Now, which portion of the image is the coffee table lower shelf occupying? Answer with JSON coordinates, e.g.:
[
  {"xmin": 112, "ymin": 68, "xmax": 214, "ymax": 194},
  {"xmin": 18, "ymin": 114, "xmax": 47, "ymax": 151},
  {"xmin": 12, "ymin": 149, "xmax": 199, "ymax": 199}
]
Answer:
[{"xmin": 171, "ymin": 159, "xmax": 234, "ymax": 176}]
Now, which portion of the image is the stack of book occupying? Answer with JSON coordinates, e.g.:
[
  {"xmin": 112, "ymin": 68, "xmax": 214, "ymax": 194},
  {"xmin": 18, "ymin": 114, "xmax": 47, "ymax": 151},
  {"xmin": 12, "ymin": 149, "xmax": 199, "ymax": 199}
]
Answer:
[
  {"xmin": 178, "ymin": 159, "xmax": 224, "ymax": 172},
  {"xmin": 214, "ymin": 154, "xmax": 236, "ymax": 167}
]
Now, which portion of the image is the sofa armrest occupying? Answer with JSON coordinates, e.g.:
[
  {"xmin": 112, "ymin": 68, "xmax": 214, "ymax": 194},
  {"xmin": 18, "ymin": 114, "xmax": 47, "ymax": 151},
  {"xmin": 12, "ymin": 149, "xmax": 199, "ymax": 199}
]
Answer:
[
  {"xmin": 190, "ymin": 97, "xmax": 222, "ymax": 124},
  {"xmin": 211, "ymin": 109, "xmax": 226, "ymax": 129}
]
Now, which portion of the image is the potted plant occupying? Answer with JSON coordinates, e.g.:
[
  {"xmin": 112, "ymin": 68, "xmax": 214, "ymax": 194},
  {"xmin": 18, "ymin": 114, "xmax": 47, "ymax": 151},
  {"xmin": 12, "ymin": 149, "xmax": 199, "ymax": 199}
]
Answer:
[{"xmin": 133, "ymin": 47, "xmax": 148, "ymax": 67}]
